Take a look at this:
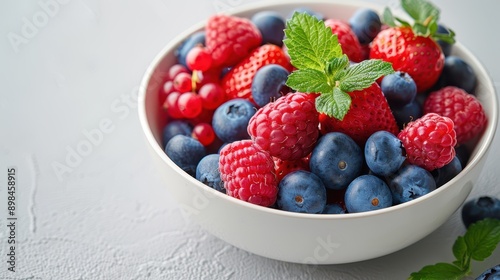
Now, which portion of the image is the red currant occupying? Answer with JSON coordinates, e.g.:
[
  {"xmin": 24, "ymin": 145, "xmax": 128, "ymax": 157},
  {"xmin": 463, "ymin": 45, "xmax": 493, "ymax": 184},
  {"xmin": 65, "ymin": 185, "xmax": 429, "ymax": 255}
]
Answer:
[
  {"xmin": 163, "ymin": 91, "xmax": 184, "ymax": 119},
  {"xmin": 186, "ymin": 46, "xmax": 213, "ymax": 71},
  {"xmin": 173, "ymin": 72, "xmax": 193, "ymax": 92},
  {"xmin": 192, "ymin": 123, "xmax": 216, "ymax": 146},
  {"xmin": 198, "ymin": 83, "xmax": 226, "ymax": 109},
  {"xmin": 177, "ymin": 92, "xmax": 202, "ymax": 118},
  {"xmin": 168, "ymin": 64, "xmax": 189, "ymax": 80}
]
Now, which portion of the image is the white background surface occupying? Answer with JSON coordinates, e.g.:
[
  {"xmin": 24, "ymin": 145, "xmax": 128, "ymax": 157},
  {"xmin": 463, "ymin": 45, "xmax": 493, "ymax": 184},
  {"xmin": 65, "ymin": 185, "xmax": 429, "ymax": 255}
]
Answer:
[{"xmin": 1, "ymin": 0, "xmax": 500, "ymax": 279}]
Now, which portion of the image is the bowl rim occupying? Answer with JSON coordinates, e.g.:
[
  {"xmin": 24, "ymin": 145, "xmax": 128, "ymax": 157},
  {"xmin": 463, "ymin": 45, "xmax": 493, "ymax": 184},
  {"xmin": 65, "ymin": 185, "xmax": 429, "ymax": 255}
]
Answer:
[{"xmin": 138, "ymin": 0, "xmax": 499, "ymax": 221}]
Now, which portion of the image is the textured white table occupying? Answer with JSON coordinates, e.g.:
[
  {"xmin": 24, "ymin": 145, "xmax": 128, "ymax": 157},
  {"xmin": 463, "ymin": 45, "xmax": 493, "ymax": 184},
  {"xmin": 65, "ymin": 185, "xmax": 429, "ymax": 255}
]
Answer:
[{"xmin": 1, "ymin": 0, "xmax": 499, "ymax": 279}]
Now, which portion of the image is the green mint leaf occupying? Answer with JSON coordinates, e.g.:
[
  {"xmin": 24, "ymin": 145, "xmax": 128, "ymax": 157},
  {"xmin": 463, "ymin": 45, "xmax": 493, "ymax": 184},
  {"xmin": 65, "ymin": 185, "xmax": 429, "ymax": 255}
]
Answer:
[
  {"xmin": 401, "ymin": 0, "xmax": 440, "ymax": 24},
  {"xmin": 409, "ymin": 263, "xmax": 466, "ymax": 280},
  {"xmin": 284, "ymin": 12, "xmax": 342, "ymax": 72},
  {"xmin": 382, "ymin": 7, "xmax": 397, "ymax": 27},
  {"xmin": 464, "ymin": 218, "xmax": 500, "ymax": 262},
  {"xmin": 286, "ymin": 69, "xmax": 333, "ymax": 93},
  {"xmin": 316, "ymin": 87, "xmax": 351, "ymax": 120},
  {"xmin": 337, "ymin": 60, "xmax": 394, "ymax": 93},
  {"xmin": 325, "ymin": 55, "xmax": 350, "ymax": 78},
  {"xmin": 452, "ymin": 236, "xmax": 469, "ymax": 271}
]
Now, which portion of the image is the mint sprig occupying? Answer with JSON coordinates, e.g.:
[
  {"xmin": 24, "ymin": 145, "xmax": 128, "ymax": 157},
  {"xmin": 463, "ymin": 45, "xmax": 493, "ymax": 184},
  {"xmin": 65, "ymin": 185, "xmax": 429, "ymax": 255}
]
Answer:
[
  {"xmin": 409, "ymin": 218, "xmax": 500, "ymax": 280},
  {"xmin": 284, "ymin": 12, "xmax": 394, "ymax": 120},
  {"xmin": 383, "ymin": 0, "xmax": 455, "ymax": 44}
]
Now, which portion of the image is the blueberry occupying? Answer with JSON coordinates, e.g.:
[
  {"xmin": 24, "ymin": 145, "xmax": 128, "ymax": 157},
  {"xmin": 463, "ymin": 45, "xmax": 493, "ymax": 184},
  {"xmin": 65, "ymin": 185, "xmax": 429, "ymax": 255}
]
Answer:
[
  {"xmin": 322, "ymin": 203, "xmax": 346, "ymax": 214},
  {"xmin": 212, "ymin": 98, "xmax": 256, "ymax": 143},
  {"xmin": 436, "ymin": 24, "xmax": 452, "ymax": 57},
  {"xmin": 162, "ymin": 120, "xmax": 192, "ymax": 147},
  {"xmin": 476, "ymin": 264, "xmax": 500, "ymax": 280},
  {"xmin": 175, "ymin": 31, "xmax": 205, "ymax": 68},
  {"xmin": 165, "ymin": 135, "xmax": 206, "ymax": 177},
  {"xmin": 277, "ymin": 170, "xmax": 327, "ymax": 214},
  {"xmin": 461, "ymin": 196, "xmax": 500, "ymax": 228},
  {"xmin": 381, "ymin": 71, "xmax": 417, "ymax": 107},
  {"xmin": 364, "ymin": 131, "xmax": 405, "ymax": 177},
  {"xmin": 432, "ymin": 156, "xmax": 462, "ymax": 187},
  {"xmin": 389, "ymin": 165, "xmax": 436, "ymax": 204},
  {"xmin": 251, "ymin": 64, "xmax": 290, "ymax": 107},
  {"xmin": 344, "ymin": 175, "xmax": 393, "ymax": 213},
  {"xmin": 391, "ymin": 99, "xmax": 423, "ymax": 129},
  {"xmin": 439, "ymin": 56, "xmax": 477, "ymax": 93},
  {"xmin": 309, "ymin": 132, "xmax": 363, "ymax": 190},
  {"xmin": 348, "ymin": 8, "xmax": 381, "ymax": 45},
  {"xmin": 251, "ymin": 11, "xmax": 286, "ymax": 47},
  {"xmin": 196, "ymin": 154, "xmax": 225, "ymax": 193},
  {"xmin": 455, "ymin": 145, "xmax": 471, "ymax": 168}
]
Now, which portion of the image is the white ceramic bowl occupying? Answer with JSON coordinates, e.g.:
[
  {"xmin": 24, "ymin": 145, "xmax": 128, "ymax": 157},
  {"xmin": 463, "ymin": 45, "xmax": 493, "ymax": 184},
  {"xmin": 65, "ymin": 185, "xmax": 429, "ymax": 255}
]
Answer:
[{"xmin": 138, "ymin": 0, "xmax": 498, "ymax": 264}]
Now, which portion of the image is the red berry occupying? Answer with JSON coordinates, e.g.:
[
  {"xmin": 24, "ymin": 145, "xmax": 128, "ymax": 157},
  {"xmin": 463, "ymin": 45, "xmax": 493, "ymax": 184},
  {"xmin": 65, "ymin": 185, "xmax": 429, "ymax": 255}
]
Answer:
[
  {"xmin": 192, "ymin": 123, "xmax": 215, "ymax": 146},
  {"xmin": 219, "ymin": 140, "xmax": 278, "ymax": 207},
  {"xmin": 173, "ymin": 72, "xmax": 193, "ymax": 92},
  {"xmin": 205, "ymin": 14, "xmax": 262, "ymax": 67},
  {"xmin": 398, "ymin": 113, "xmax": 457, "ymax": 171},
  {"xmin": 177, "ymin": 92, "xmax": 202, "ymax": 118},
  {"xmin": 274, "ymin": 157, "xmax": 310, "ymax": 182},
  {"xmin": 186, "ymin": 46, "xmax": 213, "ymax": 71},
  {"xmin": 168, "ymin": 64, "xmax": 189, "ymax": 80},
  {"xmin": 198, "ymin": 83, "xmax": 226, "ymax": 109},
  {"xmin": 324, "ymin": 19, "xmax": 364, "ymax": 62},
  {"xmin": 163, "ymin": 91, "xmax": 184, "ymax": 119},
  {"xmin": 423, "ymin": 86, "xmax": 487, "ymax": 145},
  {"xmin": 248, "ymin": 92, "xmax": 319, "ymax": 161}
]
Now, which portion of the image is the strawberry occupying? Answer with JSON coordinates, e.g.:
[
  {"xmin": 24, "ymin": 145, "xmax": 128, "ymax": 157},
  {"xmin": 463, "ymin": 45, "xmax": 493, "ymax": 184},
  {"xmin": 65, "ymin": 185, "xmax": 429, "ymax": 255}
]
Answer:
[
  {"xmin": 369, "ymin": 0, "xmax": 455, "ymax": 92},
  {"xmin": 324, "ymin": 19, "xmax": 364, "ymax": 62},
  {"xmin": 221, "ymin": 44, "xmax": 293, "ymax": 104},
  {"xmin": 205, "ymin": 14, "xmax": 262, "ymax": 68},
  {"xmin": 319, "ymin": 83, "xmax": 399, "ymax": 146}
]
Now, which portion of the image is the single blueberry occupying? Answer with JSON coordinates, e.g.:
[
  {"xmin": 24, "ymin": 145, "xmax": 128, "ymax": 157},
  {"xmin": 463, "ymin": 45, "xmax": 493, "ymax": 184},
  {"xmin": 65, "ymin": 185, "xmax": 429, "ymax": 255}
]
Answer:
[
  {"xmin": 196, "ymin": 154, "xmax": 225, "ymax": 193},
  {"xmin": 165, "ymin": 135, "xmax": 206, "ymax": 177},
  {"xmin": 277, "ymin": 170, "xmax": 327, "ymax": 214},
  {"xmin": 348, "ymin": 8, "xmax": 381, "ymax": 45},
  {"xmin": 432, "ymin": 156, "xmax": 462, "ymax": 187},
  {"xmin": 381, "ymin": 71, "xmax": 417, "ymax": 107},
  {"xmin": 251, "ymin": 11, "xmax": 286, "ymax": 47},
  {"xmin": 389, "ymin": 165, "xmax": 436, "ymax": 204},
  {"xmin": 162, "ymin": 120, "xmax": 192, "ymax": 147},
  {"xmin": 461, "ymin": 196, "xmax": 500, "ymax": 228},
  {"xmin": 440, "ymin": 56, "xmax": 477, "ymax": 93},
  {"xmin": 212, "ymin": 98, "xmax": 256, "ymax": 143},
  {"xmin": 364, "ymin": 131, "xmax": 405, "ymax": 177},
  {"xmin": 476, "ymin": 264, "xmax": 500, "ymax": 280},
  {"xmin": 251, "ymin": 64, "xmax": 290, "ymax": 107},
  {"xmin": 436, "ymin": 24, "xmax": 452, "ymax": 57},
  {"xmin": 175, "ymin": 31, "xmax": 206, "ymax": 68},
  {"xmin": 455, "ymin": 145, "xmax": 470, "ymax": 168},
  {"xmin": 322, "ymin": 203, "xmax": 346, "ymax": 214},
  {"xmin": 309, "ymin": 132, "xmax": 363, "ymax": 190},
  {"xmin": 344, "ymin": 175, "xmax": 393, "ymax": 213},
  {"xmin": 391, "ymin": 99, "xmax": 423, "ymax": 129}
]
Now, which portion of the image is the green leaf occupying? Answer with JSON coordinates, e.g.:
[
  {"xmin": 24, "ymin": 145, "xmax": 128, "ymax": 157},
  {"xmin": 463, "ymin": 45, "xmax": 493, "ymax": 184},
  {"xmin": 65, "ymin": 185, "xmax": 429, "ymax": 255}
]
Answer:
[
  {"xmin": 286, "ymin": 69, "xmax": 332, "ymax": 93},
  {"xmin": 401, "ymin": 0, "xmax": 440, "ymax": 23},
  {"xmin": 315, "ymin": 87, "xmax": 351, "ymax": 120},
  {"xmin": 409, "ymin": 263, "xmax": 466, "ymax": 280},
  {"xmin": 382, "ymin": 7, "xmax": 397, "ymax": 27},
  {"xmin": 464, "ymin": 218, "xmax": 500, "ymax": 262},
  {"xmin": 413, "ymin": 22, "xmax": 430, "ymax": 37},
  {"xmin": 452, "ymin": 236, "xmax": 469, "ymax": 270},
  {"xmin": 325, "ymin": 55, "xmax": 350, "ymax": 78},
  {"xmin": 284, "ymin": 12, "xmax": 342, "ymax": 72},
  {"xmin": 337, "ymin": 60, "xmax": 394, "ymax": 93}
]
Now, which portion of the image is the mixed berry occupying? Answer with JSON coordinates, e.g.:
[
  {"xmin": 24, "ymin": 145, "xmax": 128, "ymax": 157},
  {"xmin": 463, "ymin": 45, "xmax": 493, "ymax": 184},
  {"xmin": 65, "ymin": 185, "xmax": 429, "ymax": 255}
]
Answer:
[{"xmin": 159, "ymin": 0, "xmax": 488, "ymax": 214}]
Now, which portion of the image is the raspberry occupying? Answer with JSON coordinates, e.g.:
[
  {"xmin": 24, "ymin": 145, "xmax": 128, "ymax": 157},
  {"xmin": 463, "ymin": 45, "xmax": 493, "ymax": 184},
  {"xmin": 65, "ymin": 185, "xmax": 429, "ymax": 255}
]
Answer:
[
  {"xmin": 397, "ymin": 113, "xmax": 457, "ymax": 171},
  {"xmin": 205, "ymin": 14, "xmax": 262, "ymax": 68},
  {"xmin": 247, "ymin": 92, "xmax": 319, "ymax": 161},
  {"xmin": 219, "ymin": 140, "xmax": 278, "ymax": 207},
  {"xmin": 273, "ymin": 156, "xmax": 310, "ymax": 182},
  {"xmin": 423, "ymin": 86, "xmax": 487, "ymax": 145}
]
